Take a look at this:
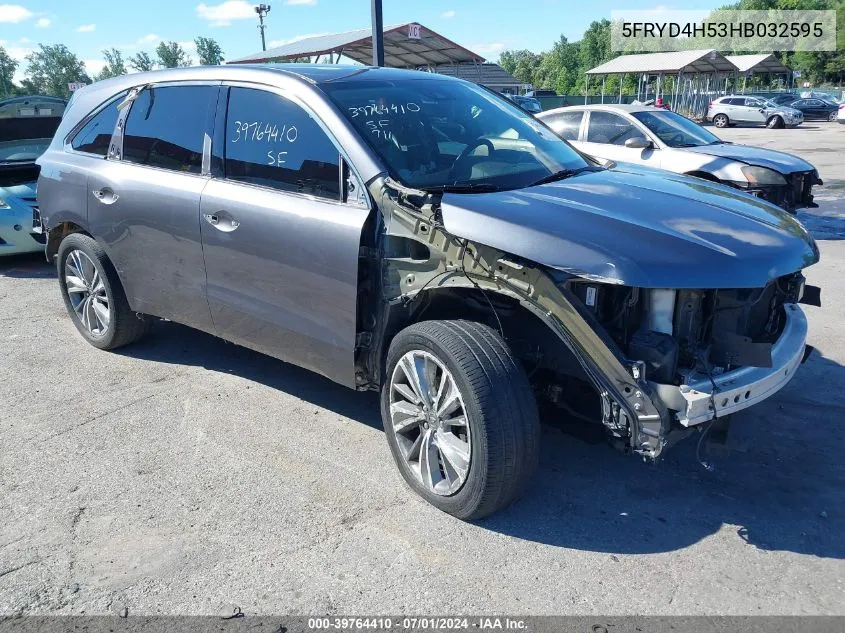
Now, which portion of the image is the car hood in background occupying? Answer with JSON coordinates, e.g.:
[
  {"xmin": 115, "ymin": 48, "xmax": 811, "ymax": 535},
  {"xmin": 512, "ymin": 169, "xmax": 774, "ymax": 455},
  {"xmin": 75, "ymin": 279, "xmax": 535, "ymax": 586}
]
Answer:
[
  {"xmin": 440, "ymin": 166, "xmax": 818, "ymax": 289},
  {"xmin": 682, "ymin": 142, "xmax": 814, "ymax": 174}
]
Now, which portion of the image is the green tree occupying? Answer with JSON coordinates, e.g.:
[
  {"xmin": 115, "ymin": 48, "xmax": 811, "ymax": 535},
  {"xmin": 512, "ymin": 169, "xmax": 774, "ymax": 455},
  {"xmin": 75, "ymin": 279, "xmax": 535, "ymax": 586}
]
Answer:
[
  {"xmin": 0, "ymin": 46, "xmax": 18, "ymax": 97},
  {"xmin": 95, "ymin": 48, "xmax": 127, "ymax": 81},
  {"xmin": 24, "ymin": 44, "xmax": 90, "ymax": 99},
  {"xmin": 128, "ymin": 51, "xmax": 155, "ymax": 72},
  {"xmin": 195, "ymin": 36, "xmax": 224, "ymax": 65},
  {"xmin": 499, "ymin": 49, "xmax": 542, "ymax": 84},
  {"xmin": 155, "ymin": 41, "xmax": 192, "ymax": 68}
]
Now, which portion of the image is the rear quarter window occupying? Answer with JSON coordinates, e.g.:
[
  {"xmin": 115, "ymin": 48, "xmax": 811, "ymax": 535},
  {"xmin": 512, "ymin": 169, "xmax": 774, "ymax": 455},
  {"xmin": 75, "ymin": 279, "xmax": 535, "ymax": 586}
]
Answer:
[{"xmin": 70, "ymin": 93, "xmax": 125, "ymax": 156}]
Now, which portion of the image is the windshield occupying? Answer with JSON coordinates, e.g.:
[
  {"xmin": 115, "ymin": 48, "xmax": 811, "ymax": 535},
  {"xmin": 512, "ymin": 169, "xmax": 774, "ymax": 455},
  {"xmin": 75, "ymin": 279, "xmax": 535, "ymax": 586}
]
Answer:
[
  {"xmin": 631, "ymin": 110, "xmax": 721, "ymax": 148},
  {"xmin": 323, "ymin": 77, "xmax": 588, "ymax": 191}
]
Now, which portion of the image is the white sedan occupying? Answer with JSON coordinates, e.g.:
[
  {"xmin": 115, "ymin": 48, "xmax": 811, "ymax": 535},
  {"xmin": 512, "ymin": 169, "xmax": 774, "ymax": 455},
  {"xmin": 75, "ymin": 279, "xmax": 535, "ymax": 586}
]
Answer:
[{"xmin": 538, "ymin": 103, "xmax": 822, "ymax": 213}]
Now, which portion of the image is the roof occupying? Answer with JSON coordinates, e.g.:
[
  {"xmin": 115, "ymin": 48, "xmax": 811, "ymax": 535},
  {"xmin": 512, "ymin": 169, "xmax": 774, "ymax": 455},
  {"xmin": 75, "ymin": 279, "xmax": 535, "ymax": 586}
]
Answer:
[
  {"xmin": 430, "ymin": 63, "xmax": 524, "ymax": 88},
  {"xmin": 539, "ymin": 104, "xmax": 660, "ymax": 117},
  {"xmin": 725, "ymin": 54, "xmax": 790, "ymax": 74},
  {"xmin": 586, "ymin": 50, "xmax": 738, "ymax": 75},
  {"xmin": 228, "ymin": 23, "xmax": 485, "ymax": 68}
]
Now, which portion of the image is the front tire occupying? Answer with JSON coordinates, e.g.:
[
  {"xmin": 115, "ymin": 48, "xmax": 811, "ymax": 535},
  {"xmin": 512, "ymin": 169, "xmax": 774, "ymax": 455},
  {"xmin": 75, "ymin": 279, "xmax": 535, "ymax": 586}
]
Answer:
[
  {"xmin": 713, "ymin": 113, "xmax": 729, "ymax": 128},
  {"xmin": 381, "ymin": 320, "xmax": 540, "ymax": 520},
  {"xmin": 57, "ymin": 233, "xmax": 150, "ymax": 350},
  {"xmin": 767, "ymin": 115, "xmax": 784, "ymax": 129}
]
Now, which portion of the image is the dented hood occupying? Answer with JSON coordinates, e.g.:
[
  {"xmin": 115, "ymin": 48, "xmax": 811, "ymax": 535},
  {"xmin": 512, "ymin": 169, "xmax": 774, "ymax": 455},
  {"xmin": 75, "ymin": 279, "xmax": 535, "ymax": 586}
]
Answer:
[
  {"xmin": 439, "ymin": 166, "xmax": 819, "ymax": 288},
  {"xmin": 682, "ymin": 142, "xmax": 815, "ymax": 174}
]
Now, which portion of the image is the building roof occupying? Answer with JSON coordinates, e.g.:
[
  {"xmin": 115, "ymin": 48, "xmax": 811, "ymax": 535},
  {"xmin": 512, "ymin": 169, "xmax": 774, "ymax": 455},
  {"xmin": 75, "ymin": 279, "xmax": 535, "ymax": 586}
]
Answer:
[
  {"xmin": 228, "ymin": 23, "xmax": 485, "ymax": 68},
  {"xmin": 431, "ymin": 63, "xmax": 525, "ymax": 89},
  {"xmin": 586, "ymin": 49, "xmax": 738, "ymax": 75},
  {"xmin": 725, "ymin": 53, "xmax": 790, "ymax": 74}
]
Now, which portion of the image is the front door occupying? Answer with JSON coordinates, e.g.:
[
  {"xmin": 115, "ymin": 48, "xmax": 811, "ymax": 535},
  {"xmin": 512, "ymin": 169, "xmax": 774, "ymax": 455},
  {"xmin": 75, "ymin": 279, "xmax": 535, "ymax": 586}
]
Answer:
[
  {"xmin": 87, "ymin": 83, "xmax": 219, "ymax": 331},
  {"xmin": 199, "ymin": 86, "xmax": 370, "ymax": 387},
  {"xmin": 578, "ymin": 110, "xmax": 658, "ymax": 167},
  {"xmin": 742, "ymin": 98, "xmax": 767, "ymax": 125}
]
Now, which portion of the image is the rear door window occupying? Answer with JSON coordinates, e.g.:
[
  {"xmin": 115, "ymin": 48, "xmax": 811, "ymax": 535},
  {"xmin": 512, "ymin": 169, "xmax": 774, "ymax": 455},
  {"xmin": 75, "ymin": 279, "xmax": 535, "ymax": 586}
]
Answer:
[
  {"xmin": 70, "ymin": 93, "xmax": 124, "ymax": 156},
  {"xmin": 546, "ymin": 111, "xmax": 583, "ymax": 141},
  {"xmin": 122, "ymin": 85, "xmax": 218, "ymax": 174},
  {"xmin": 223, "ymin": 87, "xmax": 340, "ymax": 200},
  {"xmin": 586, "ymin": 111, "xmax": 639, "ymax": 145}
]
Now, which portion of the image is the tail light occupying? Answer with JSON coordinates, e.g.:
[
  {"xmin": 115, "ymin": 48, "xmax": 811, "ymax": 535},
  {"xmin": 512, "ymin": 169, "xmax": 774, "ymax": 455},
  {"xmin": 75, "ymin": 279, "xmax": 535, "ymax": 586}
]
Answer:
[{"xmin": 839, "ymin": 104, "xmax": 845, "ymax": 110}]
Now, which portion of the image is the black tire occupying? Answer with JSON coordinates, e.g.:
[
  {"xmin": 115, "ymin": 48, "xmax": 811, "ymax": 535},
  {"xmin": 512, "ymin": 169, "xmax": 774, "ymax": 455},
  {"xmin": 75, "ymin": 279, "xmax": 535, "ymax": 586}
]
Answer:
[
  {"xmin": 828, "ymin": 111, "xmax": 837, "ymax": 122},
  {"xmin": 57, "ymin": 233, "xmax": 150, "ymax": 350},
  {"xmin": 381, "ymin": 320, "xmax": 540, "ymax": 520},
  {"xmin": 766, "ymin": 115, "xmax": 784, "ymax": 129},
  {"xmin": 713, "ymin": 113, "xmax": 729, "ymax": 128}
]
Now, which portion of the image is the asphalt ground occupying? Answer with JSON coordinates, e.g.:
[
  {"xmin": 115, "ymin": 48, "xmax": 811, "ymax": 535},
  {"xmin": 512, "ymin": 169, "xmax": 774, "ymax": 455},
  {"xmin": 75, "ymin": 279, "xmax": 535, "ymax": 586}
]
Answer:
[{"xmin": 1, "ymin": 121, "xmax": 844, "ymax": 616}]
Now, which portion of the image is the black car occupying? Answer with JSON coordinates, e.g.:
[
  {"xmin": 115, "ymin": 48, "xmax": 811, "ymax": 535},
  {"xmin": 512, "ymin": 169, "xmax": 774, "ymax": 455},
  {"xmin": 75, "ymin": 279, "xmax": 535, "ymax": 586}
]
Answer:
[{"xmin": 768, "ymin": 94, "xmax": 839, "ymax": 121}]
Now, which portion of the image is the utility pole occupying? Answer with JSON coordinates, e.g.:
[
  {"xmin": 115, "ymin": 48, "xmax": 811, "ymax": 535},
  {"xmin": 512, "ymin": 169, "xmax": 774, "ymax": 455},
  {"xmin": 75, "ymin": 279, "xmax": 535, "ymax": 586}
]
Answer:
[
  {"xmin": 371, "ymin": 0, "xmax": 384, "ymax": 67},
  {"xmin": 255, "ymin": 4, "xmax": 271, "ymax": 52}
]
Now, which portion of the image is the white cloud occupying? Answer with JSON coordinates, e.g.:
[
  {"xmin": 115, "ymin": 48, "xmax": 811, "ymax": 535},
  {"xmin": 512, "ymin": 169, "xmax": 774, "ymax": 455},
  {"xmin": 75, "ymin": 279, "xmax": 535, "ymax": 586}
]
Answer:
[
  {"xmin": 0, "ymin": 4, "xmax": 33, "ymax": 23},
  {"xmin": 35, "ymin": 17, "xmax": 50, "ymax": 28},
  {"xmin": 196, "ymin": 1, "xmax": 255, "ymax": 27},
  {"xmin": 286, "ymin": 0, "xmax": 317, "ymax": 4},
  {"xmin": 85, "ymin": 58, "xmax": 106, "ymax": 77},
  {"xmin": 472, "ymin": 41, "xmax": 506, "ymax": 54},
  {"xmin": 138, "ymin": 33, "xmax": 160, "ymax": 44},
  {"xmin": 441, "ymin": 10, "xmax": 455, "ymax": 18},
  {"xmin": 76, "ymin": 23, "xmax": 96, "ymax": 32}
]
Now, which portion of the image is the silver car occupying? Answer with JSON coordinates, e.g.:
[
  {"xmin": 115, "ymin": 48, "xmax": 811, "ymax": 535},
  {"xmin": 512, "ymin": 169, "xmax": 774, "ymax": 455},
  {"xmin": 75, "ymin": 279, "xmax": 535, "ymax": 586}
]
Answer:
[
  {"xmin": 37, "ymin": 66, "xmax": 820, "ymax": 518},
  {"xmin": 538, "ymin": 104, "xmax": 820, "ymax": 212},
  {"xmin": 707, "ymin": 95, "xmax": 803, "ymax": 129}
]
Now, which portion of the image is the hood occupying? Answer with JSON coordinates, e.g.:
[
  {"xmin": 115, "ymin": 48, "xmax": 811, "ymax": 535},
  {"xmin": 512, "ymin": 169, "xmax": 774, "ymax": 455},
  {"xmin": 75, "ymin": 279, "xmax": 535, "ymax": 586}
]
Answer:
[
  {"xmin": 439, "ymin": 166, "xmax": 818, "ymax": 289},
  {"xmin": 682, "ymin": 142, "xmax": 814, "ymax": 174}
]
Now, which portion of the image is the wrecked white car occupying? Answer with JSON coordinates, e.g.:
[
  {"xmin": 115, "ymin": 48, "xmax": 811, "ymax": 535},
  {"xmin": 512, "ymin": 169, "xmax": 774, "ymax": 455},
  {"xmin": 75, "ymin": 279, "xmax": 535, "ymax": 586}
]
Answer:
[{"xmin": 37, "ymin": 66, "xmax": 820, "ymax": 519}]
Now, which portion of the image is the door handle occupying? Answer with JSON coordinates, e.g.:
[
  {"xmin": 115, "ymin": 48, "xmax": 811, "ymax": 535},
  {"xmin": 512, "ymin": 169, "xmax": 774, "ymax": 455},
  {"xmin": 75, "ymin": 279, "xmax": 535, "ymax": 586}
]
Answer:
[
  {"xmin": 203, "ymin": 212, "xmax": 240, "ymax": 232},
  {"xmin": 92, "ymin": 188, "xmax": 119, "ymax": 204}
]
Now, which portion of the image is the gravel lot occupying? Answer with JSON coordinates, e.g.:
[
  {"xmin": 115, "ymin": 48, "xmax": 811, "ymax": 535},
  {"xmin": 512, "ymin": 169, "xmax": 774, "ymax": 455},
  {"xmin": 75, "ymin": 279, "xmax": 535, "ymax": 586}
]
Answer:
[{"xmin": 1, "ymin": 122, "xmax": 844, "ymax": 616}]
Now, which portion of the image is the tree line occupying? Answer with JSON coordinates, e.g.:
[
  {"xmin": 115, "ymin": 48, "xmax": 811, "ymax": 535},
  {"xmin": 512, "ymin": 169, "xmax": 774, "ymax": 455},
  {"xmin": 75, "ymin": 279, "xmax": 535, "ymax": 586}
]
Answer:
[
  {"xmin": 499, "ymin": 0, "xmax": 845, "ymax": 96},
  {"xmin": 0, "ymin": 37, "xmax": 224, "ymax": 99}
]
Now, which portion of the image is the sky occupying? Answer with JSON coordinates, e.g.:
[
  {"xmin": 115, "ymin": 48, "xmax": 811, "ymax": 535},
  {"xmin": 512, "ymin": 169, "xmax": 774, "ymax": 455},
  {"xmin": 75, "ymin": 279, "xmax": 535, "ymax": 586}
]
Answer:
[{"xmin": 0, "ymin": 0, "xmax": 725, "ymax": 82}]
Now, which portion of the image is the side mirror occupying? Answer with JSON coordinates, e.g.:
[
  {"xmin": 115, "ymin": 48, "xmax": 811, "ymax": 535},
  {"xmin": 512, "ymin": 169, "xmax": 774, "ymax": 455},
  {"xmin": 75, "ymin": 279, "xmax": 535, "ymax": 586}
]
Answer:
[{"xmin": 624, "ymin": 136, "xmax": 653, "ymax": 149}]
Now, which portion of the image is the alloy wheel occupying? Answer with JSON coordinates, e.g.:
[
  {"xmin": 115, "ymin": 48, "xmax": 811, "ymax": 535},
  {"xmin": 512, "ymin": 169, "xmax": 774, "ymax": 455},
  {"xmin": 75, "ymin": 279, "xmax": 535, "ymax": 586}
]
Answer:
[
  {"xmin": 64, "ymin": 249, "xmax": 110, "ymax": 336},
  {"xmin": 389, "ymin": 350, "xmax": 471, "ymax": 496}
]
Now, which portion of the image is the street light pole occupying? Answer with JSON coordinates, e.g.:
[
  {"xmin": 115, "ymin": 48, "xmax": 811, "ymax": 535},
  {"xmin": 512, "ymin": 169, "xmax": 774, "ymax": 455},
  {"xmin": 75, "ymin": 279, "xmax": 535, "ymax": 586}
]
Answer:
[
  {"xmin": 371, "ymin": 0, "xmax": 384, "ymax": 67},
  {"xmin": 255, "ymin": 4, "xmax": 271, "ymax": 52}
]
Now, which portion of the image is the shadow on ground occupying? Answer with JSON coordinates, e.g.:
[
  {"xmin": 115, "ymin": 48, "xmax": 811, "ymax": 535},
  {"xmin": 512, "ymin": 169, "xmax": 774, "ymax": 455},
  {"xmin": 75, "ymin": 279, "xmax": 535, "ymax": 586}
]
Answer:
[
  {"xmin": 119, "ymin": 319, "xmax": 845, "ymax": 560},
  {"xmin": 0, "ymin": 252, "xmax": 55, "ymax": 278}
]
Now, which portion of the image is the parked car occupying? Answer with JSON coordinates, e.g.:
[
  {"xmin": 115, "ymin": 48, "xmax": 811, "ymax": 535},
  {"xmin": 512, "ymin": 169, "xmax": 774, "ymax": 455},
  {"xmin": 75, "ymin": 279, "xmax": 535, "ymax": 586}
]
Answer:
[
  {"xmin": 505, "ymin": 94, "xmax": 542, "ymax": 114},
  {"xmin": 706, "ymin": 95, "xmax": 803, "ymax": 129},
  {"xmin": 0, "ymin": 95, "xmax": 67, "ymax": 255},
  {"xmin": 784, "ymin": 97, "xmax": 840, "ymax": 121},
  {"xmin": 538, "ymin": 104, "xmax": 821, "ymax": 212},
  {"xmin": 525, "ymin": 88, "xmax": 557, "ymax": 98},
  {"xmin": 38, "ymin": 66, "xmax": 820, "ymax": 519}
]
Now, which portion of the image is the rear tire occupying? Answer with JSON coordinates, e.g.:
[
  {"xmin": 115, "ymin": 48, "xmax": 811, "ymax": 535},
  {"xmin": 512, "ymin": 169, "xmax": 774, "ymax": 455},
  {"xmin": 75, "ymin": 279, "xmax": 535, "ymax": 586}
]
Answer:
[
  {"xmin": 713, "ymin": 114, "xmax": 729, "ymax": 128},
  {"xmin": 766, "ymin": 115, "xmax": 784, "ymax": 129},
  {"xmin": 828, "ymin": 111, "xmax": 837, "ymax": 122},
  {"xmin": 57, "ymin": 233, "xmax": 151, "ymax": 350},
  {"xmin": 381, "ymin": 320, "xmax": 540, "ymax": 520}
]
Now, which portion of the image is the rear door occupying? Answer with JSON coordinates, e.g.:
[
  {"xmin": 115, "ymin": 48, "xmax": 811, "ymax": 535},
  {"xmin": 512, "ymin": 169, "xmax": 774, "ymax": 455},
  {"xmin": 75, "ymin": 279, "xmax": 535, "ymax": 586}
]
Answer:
[
  {"xmin": 87, "ymin": 83, "xmax": 219, "ymax": 331},
  {"xmin": 578, "ymin": 110, "xmax": 657, "ymax": 166},
  {"xmin": 199, "ymin": 85, "xmax": 371, "ymax": 387},
  {"xmin": 804, "ymin": 99, "xmax": 825, "ymax": 119}
]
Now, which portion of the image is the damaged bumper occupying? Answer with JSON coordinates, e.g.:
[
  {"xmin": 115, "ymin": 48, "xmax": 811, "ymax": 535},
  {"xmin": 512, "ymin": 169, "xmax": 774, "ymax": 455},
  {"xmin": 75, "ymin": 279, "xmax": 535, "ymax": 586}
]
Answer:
[{"xmin": 651, "ymin": 304, "xmax": 808, "ymax": 427}]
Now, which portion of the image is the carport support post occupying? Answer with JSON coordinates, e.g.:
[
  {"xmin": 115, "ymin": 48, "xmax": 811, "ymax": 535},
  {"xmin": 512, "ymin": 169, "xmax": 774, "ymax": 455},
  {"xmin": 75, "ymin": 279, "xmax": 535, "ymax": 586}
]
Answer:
[
  {"xmin": 619, "ymin": 73, "xmax": 624, "ymax": 104},
  {"xmin": 585, "ymin": 74, "xmax": 589, "ymax": 104},
  {"xmin": 371, "ymin": 0, "xmax": 385, "ymax": 67},
  {"xmin": 601, "ymin": 75, "xmax": 606, "ymax": 104}
]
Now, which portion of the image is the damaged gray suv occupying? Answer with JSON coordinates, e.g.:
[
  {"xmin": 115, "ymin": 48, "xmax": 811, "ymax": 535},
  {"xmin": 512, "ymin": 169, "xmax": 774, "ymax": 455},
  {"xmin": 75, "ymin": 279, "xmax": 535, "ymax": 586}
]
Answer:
[{"xmin": 38, "ymin": 65, "xmax": 821, "ymax": 519}]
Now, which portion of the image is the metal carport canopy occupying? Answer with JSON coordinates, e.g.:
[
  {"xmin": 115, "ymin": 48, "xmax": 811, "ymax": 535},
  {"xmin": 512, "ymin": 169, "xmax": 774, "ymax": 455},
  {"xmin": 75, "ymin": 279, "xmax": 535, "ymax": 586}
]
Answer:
[
  {"xmin": 227, "ymin": 23, "xmax": 485, "ymax": 68},
  {"xmin": 586, "ymin": 49, "xmax": 739, "ymax": 75},
  {"xmin": 725, "ymin": 54, "xmax": 790, "ymax": 74}
]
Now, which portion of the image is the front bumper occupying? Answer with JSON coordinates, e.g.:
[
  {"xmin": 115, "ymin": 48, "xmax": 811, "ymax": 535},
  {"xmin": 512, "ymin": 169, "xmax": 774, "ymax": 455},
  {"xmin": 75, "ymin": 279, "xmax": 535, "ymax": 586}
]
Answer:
[
  {"xmin": 0, "ymin": 206, "xmax": 45, "ymax": 255},
  {"xmin": 651, "ymin": 304, "xmax": 807, "ymax": 427}
]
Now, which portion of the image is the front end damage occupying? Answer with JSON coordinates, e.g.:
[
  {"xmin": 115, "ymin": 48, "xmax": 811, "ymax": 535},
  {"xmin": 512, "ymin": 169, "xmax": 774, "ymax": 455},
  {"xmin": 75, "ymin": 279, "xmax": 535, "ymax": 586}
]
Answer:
[{"xmin": 358, "ymin": 179, "xmax": 820, "ymax": 461}]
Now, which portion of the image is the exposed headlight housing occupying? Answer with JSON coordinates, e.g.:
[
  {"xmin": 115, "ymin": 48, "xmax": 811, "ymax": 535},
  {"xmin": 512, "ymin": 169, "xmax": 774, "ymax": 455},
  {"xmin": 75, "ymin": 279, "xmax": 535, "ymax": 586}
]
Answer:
[{"xmin": 741, "ymin": 165, "xmax": 787, "ymax": 186}]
